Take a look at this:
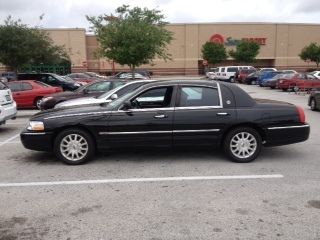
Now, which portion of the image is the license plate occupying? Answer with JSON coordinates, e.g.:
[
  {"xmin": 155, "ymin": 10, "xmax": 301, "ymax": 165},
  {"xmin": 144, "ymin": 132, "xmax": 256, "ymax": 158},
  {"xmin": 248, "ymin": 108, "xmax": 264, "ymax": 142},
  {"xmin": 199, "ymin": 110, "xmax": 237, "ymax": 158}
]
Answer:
[{"xmin": 5, "ymin": 95, "xmax": 11, "ymax": 101}]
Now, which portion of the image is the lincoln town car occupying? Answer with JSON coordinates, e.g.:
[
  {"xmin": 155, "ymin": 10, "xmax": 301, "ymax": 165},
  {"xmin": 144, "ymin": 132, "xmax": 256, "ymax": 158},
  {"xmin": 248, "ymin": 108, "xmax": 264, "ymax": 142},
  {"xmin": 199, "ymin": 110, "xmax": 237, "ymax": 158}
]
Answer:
[{"xmin": 21, "ymin": 80, "xmax": 310, "ymax": 165}]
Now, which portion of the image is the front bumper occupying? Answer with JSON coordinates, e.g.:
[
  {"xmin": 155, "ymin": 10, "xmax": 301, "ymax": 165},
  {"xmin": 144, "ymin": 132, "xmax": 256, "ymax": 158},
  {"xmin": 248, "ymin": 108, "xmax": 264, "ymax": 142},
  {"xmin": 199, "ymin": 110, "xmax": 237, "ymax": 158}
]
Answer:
[
  {"xmin": 264, "ymin": 124, "xmax": 310, "ymax": 147},
  {"xmin": 20, "ymin": 131, "xmax": 54, "ymax": 151}
]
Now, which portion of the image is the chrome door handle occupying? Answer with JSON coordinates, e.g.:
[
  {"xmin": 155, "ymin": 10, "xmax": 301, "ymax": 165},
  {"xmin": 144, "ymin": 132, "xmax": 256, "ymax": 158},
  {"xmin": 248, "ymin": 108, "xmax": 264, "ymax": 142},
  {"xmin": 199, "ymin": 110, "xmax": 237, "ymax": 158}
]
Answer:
[
  {"xmin": 154, "ymin": 114, "xmax": 167, "ymax": 119},
  {"xmin": 216, "ymin": 112, "xmax": 229, "ymax": 116}
]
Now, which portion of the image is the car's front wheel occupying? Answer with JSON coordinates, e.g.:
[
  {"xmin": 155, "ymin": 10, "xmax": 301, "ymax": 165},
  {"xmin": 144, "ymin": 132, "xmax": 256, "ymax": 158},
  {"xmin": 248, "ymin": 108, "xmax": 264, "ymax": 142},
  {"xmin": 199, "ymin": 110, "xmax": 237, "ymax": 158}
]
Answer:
[
  {"xmin": 223, "ymin": 127, "xmax": 262, "ymax": 163},
  {"xmin": 310, "ymin": 98, "xmax": 317, "ymax": 111},
  {"xmin": 54, "ymin": 128, "xmax": 95, "ymax": 165}
]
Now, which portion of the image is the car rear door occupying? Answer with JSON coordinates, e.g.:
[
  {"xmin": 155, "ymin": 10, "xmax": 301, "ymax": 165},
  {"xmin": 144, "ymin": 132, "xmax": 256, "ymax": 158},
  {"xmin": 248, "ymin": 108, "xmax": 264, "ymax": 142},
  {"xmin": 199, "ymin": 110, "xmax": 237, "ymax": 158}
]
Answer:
[{"xmin": 173, "ymin": 83, "xmax": 236, "ymax": 147}]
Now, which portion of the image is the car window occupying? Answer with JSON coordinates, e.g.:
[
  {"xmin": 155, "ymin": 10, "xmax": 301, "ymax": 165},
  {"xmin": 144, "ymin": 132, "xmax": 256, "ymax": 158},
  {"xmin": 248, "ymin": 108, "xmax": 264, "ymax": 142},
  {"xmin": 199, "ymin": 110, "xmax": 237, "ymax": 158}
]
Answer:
[
  {"xmin": 35, "ymin": 81, "xmax": 51, "ymax": 87},
  {"xmin": 87, "ymin": 81, "xmax": 111, "ymax": 92},
  {"xmin": 227, "ymin": 67, "xmax": 238, "ymax": 72},
  {"xmin": 113, "ymin": 82, "xmax": 145, "ymax": 98},
  {"xmin": 178, "ymin": 86, "xmax": 220, "ymax": 107},
  {"xmin": 112, "ymin": 81, "xmax": 127, "ymax": 89},
  {"xmin": 47, "ymin": 76, "xmax": 58, "ymax": 84},
  {"xmin": 21, "ymin": 83, "xmax": 33, "ymax": 91},
  {"xmin": 221, "ymin": 68, "xmax": 225, "ymax": 72},
  {"xmin": 7, "ymin": 82, "xmax": 22, "ymax": 92},
  {"xmin": 131, "ymin": 86, "xmax": 173, "ymax": 109}
]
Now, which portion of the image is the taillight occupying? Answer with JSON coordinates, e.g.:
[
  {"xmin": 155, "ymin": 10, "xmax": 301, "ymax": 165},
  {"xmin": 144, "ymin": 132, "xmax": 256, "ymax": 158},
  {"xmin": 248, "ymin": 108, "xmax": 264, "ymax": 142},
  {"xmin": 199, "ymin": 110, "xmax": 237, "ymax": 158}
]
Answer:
[
  {"xmin": 279, "ymin": 80, "xmax": 283, "ymax": 83},
  {"xmin": 296, "ymin": 106, "xmax": 306, "ymax": 123}
]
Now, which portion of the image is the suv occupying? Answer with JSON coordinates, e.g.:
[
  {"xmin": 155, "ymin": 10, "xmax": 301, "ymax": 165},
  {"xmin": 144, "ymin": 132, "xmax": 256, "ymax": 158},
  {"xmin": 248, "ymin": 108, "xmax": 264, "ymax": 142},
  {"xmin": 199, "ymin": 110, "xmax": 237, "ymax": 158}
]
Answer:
[
  {"xmin": 18, "ymin": 73, "xmax": 81, "ymax": 91},
  {"xmin": 217, "ymin": 66, "xmax": 254, "ymax": 82},
  {"xmin": 0, "ymin": 81, "xmax": 17, "ymax": 125}
]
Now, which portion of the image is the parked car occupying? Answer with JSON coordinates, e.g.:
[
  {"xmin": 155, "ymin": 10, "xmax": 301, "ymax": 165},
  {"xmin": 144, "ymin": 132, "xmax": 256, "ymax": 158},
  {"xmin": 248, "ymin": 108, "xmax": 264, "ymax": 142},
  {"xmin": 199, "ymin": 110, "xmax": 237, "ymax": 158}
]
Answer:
[
  {"xmin": 18, "ymin": 73, "xmax": 81, "ymax": 91},
  {"xmin": 259, "ymin": 68, "xmax": 277, "ymax": 72},
  {"xmin": 217, "ymin": 66, "xmax": 254, "ymax": 82},
  {"xmin": 264, "ymin": 73, "xmax": 295, "ymax": 89},
  {"xmin": 7, "ymin": 80, "xmax": 62, "ymax": 109},
  {"xmin": 0, "ymin": 81, "xmax": 17, "ymax": 125},
  {"xmin": 237, "ymin": 69, "xmax": 256, "ymax": 83},
  {"xmin": 294, "ymin": 77, "xmax": 320, "ymax": 91},
  {"xmin": 112, "ymin": 72, "xmax": 150, "ymax": 80},
  {"xmin": 205, "ymin": 67, "xmax": 218, "ymax": 79},
  {"xmin": 84, "ymin": 72, "xmax": 107, "ymax": 79},
  {"xmin": 258, "ymin": 71, "xmax": 283, "ymax": 86},
  {"xmin": 1, "ymin": 72, "xmax": 17, "ymax": 81},
  {"xmin": 40, "ymin": 79, "xmax": 127, "ymax": 110},
  {"xmin": 66, "ymin": 73, "xmax": 98, "ymax": 84},
  {"xmin": 243, "ymin": 72, "xmax": 259, "ymax": 85},
  {"xmin": 277, "ymin": 73, "xmax": 318, "ymax": 91},
  {"xmin": 308, "ymin": 88, "xmax": 320, "ymax": 111},
  {"xmin": 21, "ymin": 80, "xmax": 310, "ymax": 165},
  {"xmin": 54, "ymin": 80, "xmax": 154, "ymax": 109}
]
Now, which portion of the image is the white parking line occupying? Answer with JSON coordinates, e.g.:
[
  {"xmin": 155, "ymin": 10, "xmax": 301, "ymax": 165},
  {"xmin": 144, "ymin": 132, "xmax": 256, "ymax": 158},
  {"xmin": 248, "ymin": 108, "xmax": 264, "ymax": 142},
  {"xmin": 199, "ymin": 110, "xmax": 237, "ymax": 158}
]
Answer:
[
  {"xmin": 0, "ymin": 174, "xmax": 284, "ymax": 188},
  {"xmin": 0, "ymin": 134, "xmax": 20, "ymax": 147}
]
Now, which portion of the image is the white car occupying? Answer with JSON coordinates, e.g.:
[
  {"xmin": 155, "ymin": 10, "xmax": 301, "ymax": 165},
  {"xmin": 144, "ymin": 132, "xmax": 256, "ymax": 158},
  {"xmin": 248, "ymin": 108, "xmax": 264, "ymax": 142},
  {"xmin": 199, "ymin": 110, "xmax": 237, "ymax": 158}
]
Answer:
[
  {"xmin": 309, "ymin": 71, "xmax": 320, "ymax": 79},
  {"xmin": 55, "ymin": 80, "xmax": 154, "ymax": 109},
  {"xmin": 0, "ymin": 81, "xmax": 17, "ymax": 125},
  {"xmin": 217, "ymin": 66, "xmax": 254, "ymax": 82}
]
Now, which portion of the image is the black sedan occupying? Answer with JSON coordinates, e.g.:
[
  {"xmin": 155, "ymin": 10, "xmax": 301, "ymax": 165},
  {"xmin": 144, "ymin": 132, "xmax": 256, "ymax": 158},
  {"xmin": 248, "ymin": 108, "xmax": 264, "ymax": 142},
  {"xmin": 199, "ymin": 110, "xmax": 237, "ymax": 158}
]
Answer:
[
  {"xmin": 308, "ymin": 88, "xmax": 320, "ymax": 111},
  {"xmin": 40, "ymin": 79, "xmax": 127, "ymax": 110},
  {"xmin": 21, "ymin": 80, "xmax": 310, "ymax": 165}
]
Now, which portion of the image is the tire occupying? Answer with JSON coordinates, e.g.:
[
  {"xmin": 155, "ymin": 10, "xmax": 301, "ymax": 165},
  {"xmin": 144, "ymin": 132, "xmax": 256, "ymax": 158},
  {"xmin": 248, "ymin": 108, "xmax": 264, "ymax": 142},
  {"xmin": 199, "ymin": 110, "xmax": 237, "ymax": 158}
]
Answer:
[
  {"xmin": 270, "ymin": 86, "xmax": 275, "ymax": 89},
  {"xmin": 223, "ymin": 127, "xmax": 262, "ymax": 163},
  {"xmin": 251, "ymin": 80, "xmax": 256, "ymax": 85},
  {"xmin": 310, "ymin": 98, "xmax": 317, "ymax": 111},
  {"xmin": 34, "ymin": 97, "xmax": 43, "ymax": 110},
  {"xmin": 229, "ymin": 77, "xmax": 235, "ymax": 83},
  {"xmin": 54, "ymin": 128, "xmax": 95, "ymax": 165}
]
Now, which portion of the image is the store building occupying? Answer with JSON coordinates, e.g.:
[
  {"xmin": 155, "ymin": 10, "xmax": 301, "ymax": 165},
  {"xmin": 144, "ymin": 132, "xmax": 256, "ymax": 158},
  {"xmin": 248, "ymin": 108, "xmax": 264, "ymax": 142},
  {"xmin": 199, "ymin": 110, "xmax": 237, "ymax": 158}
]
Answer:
[{"xmin": 2, "ymin": 22, "xmax": 320, "ymax": 75}]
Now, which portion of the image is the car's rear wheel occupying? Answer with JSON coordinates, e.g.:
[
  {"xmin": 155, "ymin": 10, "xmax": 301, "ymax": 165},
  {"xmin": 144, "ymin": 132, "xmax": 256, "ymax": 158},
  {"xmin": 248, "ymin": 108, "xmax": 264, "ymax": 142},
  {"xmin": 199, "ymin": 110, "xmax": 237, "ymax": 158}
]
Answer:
[
  {"xmin": 54, "ymin": 128, "xmax": 95, "ymax": 165},
  {"xmin": 250, "ymin": 80, "xmax": 256, "ymax": 85},
  {"xmin": 223, "ymin": 127, "xmax": 262, "ymax": 163},
  {"xmin": 310, "ymin": 98, "xmax": 317, "ymax": 111},
  {"xmin": 34, "ymin": 97, "xmax": 43, "ymax": 110}
]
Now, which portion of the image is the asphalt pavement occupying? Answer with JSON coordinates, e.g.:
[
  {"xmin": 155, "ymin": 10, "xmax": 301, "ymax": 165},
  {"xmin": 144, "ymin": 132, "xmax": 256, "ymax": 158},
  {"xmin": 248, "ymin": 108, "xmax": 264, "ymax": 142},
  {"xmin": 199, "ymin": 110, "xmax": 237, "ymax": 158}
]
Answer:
[{"xmin": 0, "ymin": 83, "xmax": 319, "ymax": 240}]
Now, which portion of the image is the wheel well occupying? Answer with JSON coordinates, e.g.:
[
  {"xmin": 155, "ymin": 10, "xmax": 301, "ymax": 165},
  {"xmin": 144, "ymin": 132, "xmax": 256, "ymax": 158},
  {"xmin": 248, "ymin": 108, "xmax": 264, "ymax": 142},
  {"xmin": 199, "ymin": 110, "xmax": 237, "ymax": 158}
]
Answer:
[
  {"xmin": 51, "ymin": 125, "xmax": 97, "ymax": 149},
  {"xmin": 33, "ymin": 96, "xmax": 43, "ymax": 105},
  {"xmin": 220, "ymin": 123, "xmax": 266, "ymax": 146}
]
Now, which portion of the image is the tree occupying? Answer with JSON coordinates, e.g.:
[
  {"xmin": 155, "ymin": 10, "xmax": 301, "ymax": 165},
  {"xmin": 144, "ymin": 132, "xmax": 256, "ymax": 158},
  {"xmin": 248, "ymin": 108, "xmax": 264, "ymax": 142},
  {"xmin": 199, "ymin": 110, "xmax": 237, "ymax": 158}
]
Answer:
[
  {"xmin": 0, "ymin": 16, "xmax": 70, "ymax": 72},
  {"xmin": 228, "ymin": 40, "xmax": 260, "ymax": 63},
  {"xmin": 87, "ymin": 5, "xmax": 173, "ymax": 77},
  {"xmin": 299, "ymin": 43, "xmax": 320, "ymax": 69},
  {"xmin": 201, "ymin": 42, "xmax": 227, "ymax": 65}
]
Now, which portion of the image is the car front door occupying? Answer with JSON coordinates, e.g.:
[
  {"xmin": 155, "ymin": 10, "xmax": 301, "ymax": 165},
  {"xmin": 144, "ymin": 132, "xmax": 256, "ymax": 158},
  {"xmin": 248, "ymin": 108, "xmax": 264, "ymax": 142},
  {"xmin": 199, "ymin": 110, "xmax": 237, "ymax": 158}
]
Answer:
[
  {"xmin": 99, "ymin": 85, "xmax": 176, "ymax": 149},
  {"xmin": 173, "ymin": 84, "xmax": 236, "ymax": 147}
]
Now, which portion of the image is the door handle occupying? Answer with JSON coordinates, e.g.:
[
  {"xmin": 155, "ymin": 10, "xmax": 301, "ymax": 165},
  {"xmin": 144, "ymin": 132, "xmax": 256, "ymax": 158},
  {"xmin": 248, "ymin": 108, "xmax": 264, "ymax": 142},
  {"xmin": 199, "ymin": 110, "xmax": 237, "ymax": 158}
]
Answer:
[
  {"xmin": 216, "ymin": 112, "xmax": 229, "ymax": 116},
  {"xmin": 154, "ymin": 114, "xmax": 167, "ymax": 119}
]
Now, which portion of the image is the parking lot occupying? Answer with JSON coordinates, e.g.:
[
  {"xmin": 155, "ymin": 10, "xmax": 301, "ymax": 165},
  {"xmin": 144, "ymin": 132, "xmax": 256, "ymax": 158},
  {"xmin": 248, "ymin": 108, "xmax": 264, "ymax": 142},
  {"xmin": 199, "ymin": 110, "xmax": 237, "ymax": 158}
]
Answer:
[{"xmin": 0, "ymin": 83, "xmax": 320, "ymax": 240}]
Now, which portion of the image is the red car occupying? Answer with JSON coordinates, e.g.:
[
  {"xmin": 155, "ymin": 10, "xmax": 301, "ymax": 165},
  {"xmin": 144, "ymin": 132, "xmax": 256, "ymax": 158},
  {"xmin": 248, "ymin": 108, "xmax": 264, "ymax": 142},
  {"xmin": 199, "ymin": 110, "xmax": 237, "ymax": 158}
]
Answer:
[
  {"xmin": 237, "ymin": 69, "xmax": 256, "ymax": 83},
  {"xmin": 277, "ymin": 73, "xmax": 317, "ymax": 91},
  {"xmin": 7, "ymin": 80, "xmax": 62, "ymax": 109}
]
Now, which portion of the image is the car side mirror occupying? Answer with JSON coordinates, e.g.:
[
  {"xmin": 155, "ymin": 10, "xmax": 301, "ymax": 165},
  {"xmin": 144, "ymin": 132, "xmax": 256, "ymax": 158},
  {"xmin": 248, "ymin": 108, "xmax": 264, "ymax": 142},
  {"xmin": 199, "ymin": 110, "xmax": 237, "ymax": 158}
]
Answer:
[
  {"xmin": 122, "ymin": 101, "xmax": 132, "ymax": 110},
  {"xmin": 110, "ymin": 93, "xmax": 118, "ymax": 100}
]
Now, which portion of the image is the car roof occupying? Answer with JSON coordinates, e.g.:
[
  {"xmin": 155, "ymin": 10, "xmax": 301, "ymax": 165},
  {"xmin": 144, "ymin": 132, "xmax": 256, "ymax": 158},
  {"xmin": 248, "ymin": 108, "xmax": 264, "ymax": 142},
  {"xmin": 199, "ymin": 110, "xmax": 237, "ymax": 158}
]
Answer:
[{"xmin": 137, "ymin": 79, "xmax": 219, "ymax": 88}]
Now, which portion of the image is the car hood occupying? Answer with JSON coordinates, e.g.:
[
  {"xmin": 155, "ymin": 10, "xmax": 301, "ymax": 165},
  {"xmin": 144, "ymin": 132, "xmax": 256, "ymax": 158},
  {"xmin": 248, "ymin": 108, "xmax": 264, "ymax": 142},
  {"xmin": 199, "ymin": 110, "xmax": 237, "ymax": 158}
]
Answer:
[
  {"xmin": 55, "ymin": 97, "xmax": 108, "ymax": 108},
  {"xmin": 31, "ymin": 105, "xmax": 109, "ymax": 121}
]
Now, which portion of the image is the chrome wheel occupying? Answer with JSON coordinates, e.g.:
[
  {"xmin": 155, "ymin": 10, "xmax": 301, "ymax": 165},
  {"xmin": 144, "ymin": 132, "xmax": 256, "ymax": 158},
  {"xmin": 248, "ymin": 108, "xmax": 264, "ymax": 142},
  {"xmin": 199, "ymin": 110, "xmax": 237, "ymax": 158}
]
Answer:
[
  {"xmin": 36, "ymin": 98, "xmax": 42, "ymax": 109},
  {"xmin": 230, "ymin": 132, "xmax": 257, "ymax": 159},
  {"xmin": 60, "ymin": 134, "xmax": 89, "ymax": 162}
]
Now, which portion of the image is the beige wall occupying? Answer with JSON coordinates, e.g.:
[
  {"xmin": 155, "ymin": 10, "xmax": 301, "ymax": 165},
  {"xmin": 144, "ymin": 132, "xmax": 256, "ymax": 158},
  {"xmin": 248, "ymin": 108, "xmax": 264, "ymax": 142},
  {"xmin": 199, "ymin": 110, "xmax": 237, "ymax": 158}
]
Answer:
[
  {"xmin": 46, "ymin": 23, "xmax": 320, "ymax": 75},
  {"xmin": 46, "ymin": 28, "xmax": 87, "ymax": 72}
]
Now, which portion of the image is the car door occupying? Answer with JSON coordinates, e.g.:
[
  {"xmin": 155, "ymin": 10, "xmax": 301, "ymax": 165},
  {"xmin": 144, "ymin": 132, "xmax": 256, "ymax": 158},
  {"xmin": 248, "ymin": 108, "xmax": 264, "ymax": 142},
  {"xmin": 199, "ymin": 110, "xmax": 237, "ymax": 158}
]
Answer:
[
  {"xmin": 19, "ymin": 82, "xmax": 35, "ymax": 107},
  {"xmin": 99, "ymin": 85, "xmax": 176, "ymax": 148},
  {"xmin": 173, "ymin": 84, "xmax": 236, "ymax": 147}
]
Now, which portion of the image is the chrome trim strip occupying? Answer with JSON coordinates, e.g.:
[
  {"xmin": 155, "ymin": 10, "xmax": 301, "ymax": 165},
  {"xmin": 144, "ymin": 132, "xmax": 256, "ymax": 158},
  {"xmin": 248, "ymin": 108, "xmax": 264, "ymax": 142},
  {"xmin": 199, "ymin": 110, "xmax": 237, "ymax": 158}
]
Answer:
[
  {"xmin": 99, "ymin": 129, "xmax": 220, "ymax": 135},
  {"xmin": 267, "ymin": 125, "xmax": 310, "ymax": 130},
  {"xmin": 175, "ymin": 106, "xmax": 222, "ymax": 110},
  {"xmin": 21, "ymin": 132, "xmax": 46, "ymax": 135},
  {"xmin": 174, "ymin": 129, "xmax": 220, "ymax": 133},
  {"xmin": 44, "ymin": 111, "xmax": 112, "ymax": 120},
  {"xmin": 217, "ymin": 83, "xmax": 223, "ymax": 108},
  {"xmin": 99, "ymin": 130, "xmax": 171, "ymax": 135}
]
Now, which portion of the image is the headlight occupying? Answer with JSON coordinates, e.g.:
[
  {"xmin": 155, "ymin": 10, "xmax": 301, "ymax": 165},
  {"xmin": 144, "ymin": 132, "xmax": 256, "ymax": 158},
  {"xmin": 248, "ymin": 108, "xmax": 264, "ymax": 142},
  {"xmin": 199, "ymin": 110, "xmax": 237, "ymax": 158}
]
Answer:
[
  {"xmin": 27, "ymin": 121, "xmax": 44, "ymax": 131},
  {"xmin": 74, "ymin": 83, "xmax": 81, "ymax": 87}
]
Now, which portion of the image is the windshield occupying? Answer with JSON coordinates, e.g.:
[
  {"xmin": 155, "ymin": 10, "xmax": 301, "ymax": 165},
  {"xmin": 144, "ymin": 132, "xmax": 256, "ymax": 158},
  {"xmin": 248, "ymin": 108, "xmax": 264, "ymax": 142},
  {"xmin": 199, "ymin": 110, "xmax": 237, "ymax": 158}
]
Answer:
[{"xmin": 53, "ymin": 74, "xmax": 75, "ymax": 83}]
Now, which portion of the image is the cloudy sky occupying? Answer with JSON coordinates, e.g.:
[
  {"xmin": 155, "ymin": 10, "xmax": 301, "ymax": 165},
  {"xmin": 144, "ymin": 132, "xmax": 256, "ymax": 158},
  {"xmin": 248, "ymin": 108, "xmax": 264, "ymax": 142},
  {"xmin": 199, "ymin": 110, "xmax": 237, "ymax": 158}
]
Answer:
[{"xmin": 0, "ymin": 0, "xmax": 320, "ymax": 29}]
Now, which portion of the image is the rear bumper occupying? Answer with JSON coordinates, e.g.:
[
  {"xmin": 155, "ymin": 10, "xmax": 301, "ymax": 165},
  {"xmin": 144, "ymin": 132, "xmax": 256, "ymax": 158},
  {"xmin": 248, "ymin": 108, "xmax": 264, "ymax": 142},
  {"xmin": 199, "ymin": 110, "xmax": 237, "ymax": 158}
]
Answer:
[
  {"xmin": 264, "ymin": 124, "xmax": 310, "ymax": 146},
  {"xmin": 20, "ymin": 131, "xmax": 54, "ymax": 151},
  {"xmin": 0, "ymin": 101, "xmax": 17, "ymax": 124}
]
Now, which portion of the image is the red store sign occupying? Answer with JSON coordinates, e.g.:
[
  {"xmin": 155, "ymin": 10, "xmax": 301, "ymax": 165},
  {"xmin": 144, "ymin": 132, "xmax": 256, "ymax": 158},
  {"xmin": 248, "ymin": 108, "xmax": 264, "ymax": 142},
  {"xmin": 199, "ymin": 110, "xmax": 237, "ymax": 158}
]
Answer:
[{"xmin": 210, "ymin": 34, "xmax": 267, "ymax": 46}]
